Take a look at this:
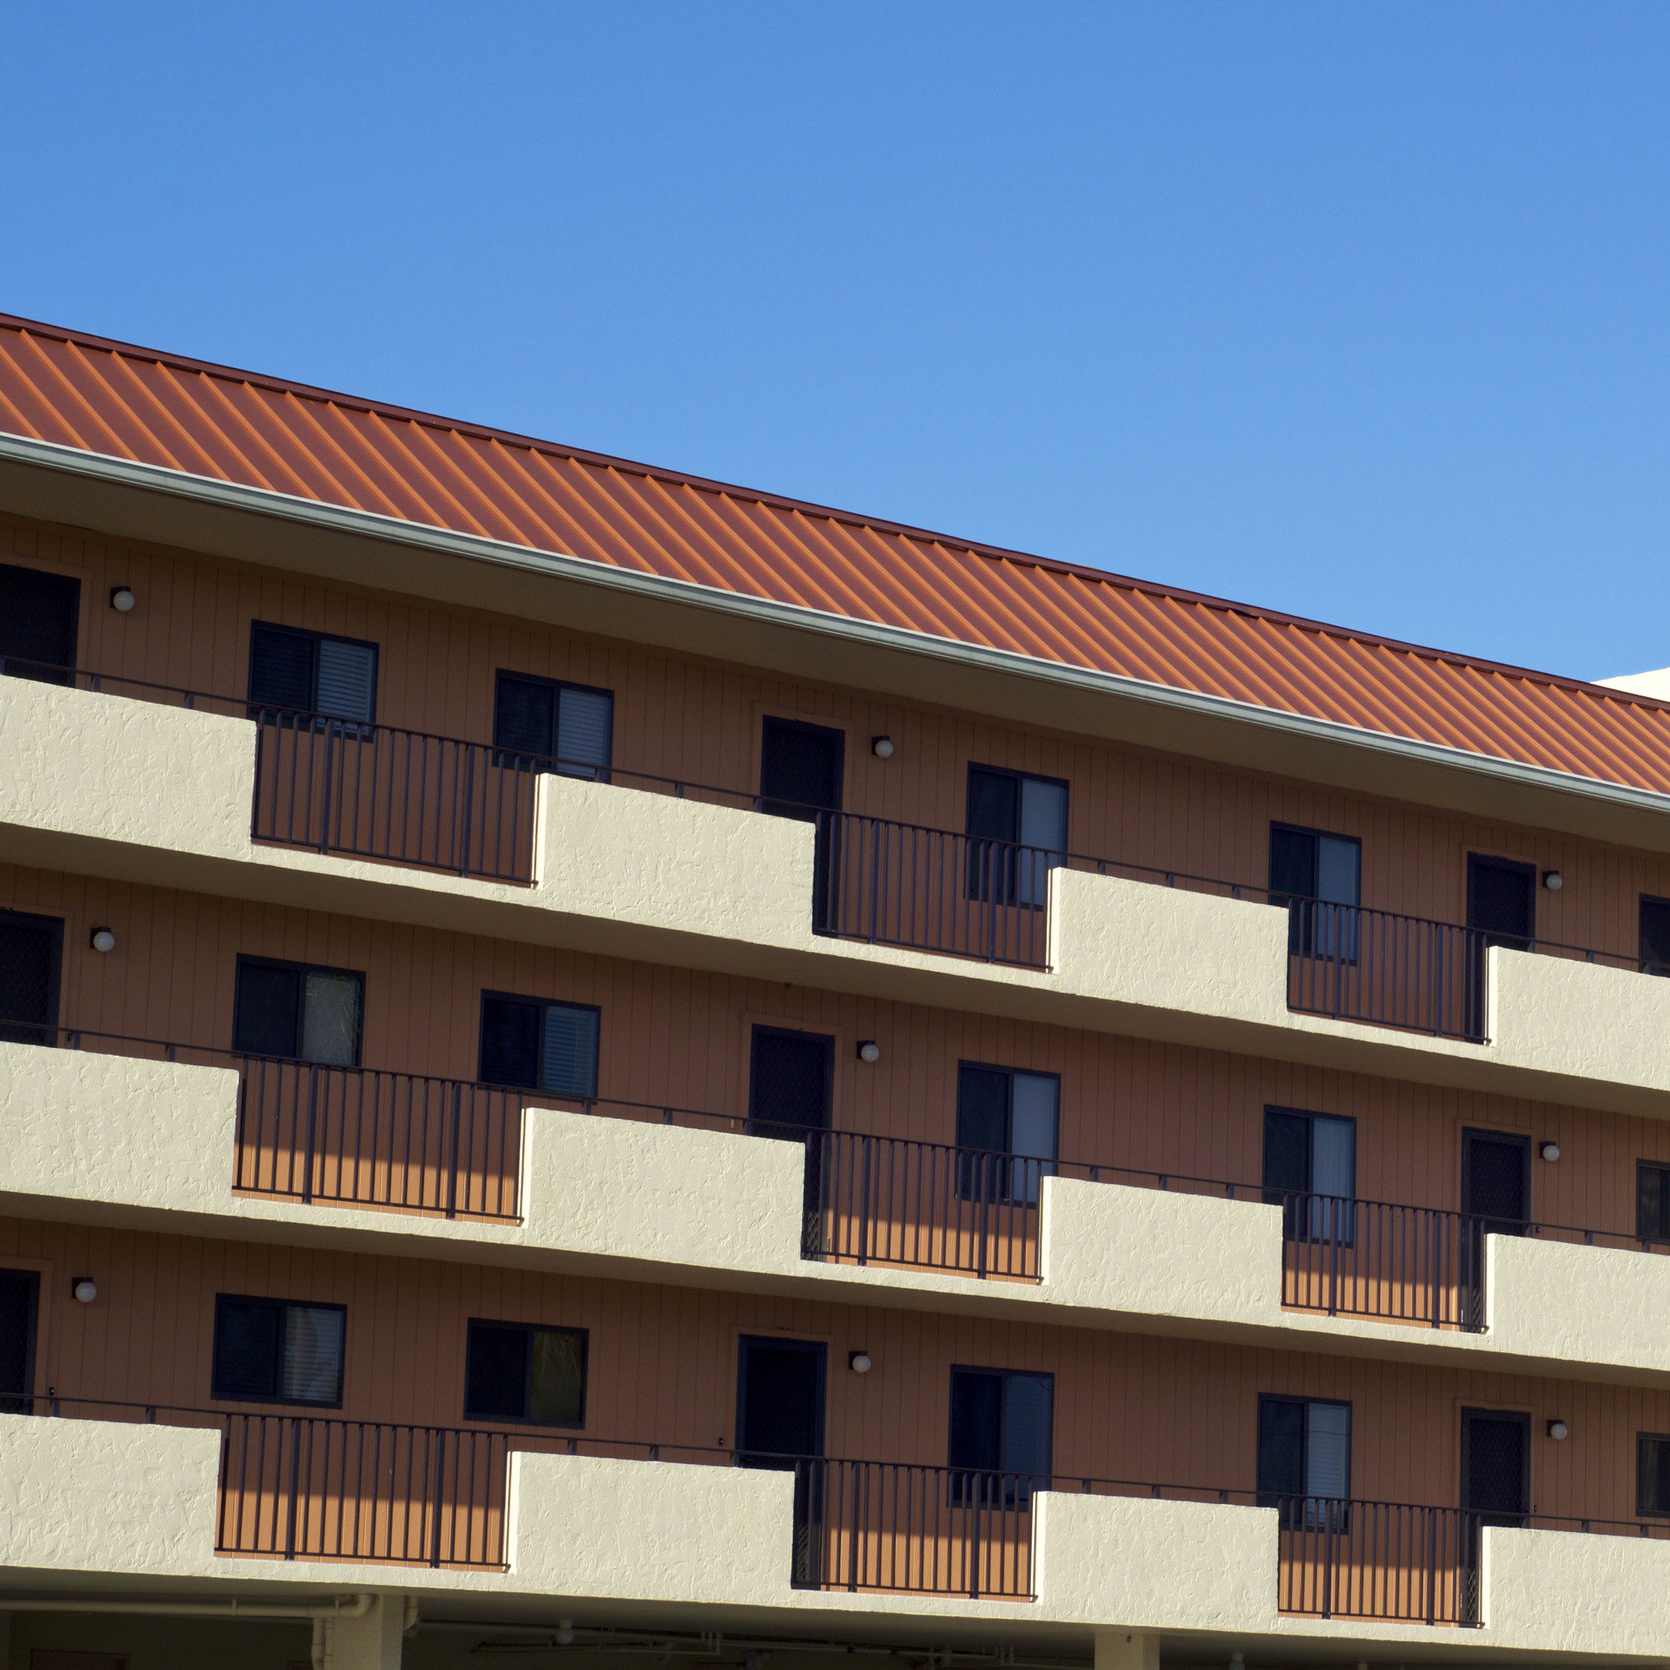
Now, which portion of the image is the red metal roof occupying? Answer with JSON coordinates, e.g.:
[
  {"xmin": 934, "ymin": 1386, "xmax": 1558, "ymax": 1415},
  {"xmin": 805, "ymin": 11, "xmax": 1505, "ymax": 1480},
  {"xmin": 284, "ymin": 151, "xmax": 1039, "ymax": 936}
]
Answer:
[{"xmin": 2, "ymin": 311, "xmax": 1668, "ymax": 796}]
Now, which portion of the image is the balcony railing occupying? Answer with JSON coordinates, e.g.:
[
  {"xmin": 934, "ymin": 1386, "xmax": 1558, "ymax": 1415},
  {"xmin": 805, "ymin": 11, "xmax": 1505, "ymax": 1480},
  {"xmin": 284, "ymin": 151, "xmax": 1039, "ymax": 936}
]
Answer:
[
  {"xmin": 22, "ymin": 1398, "xmax": 1670, "ymax": 1622},
  {"xmin": 5, "ymin": 658, "xmax": 1656, "ymax": 1027}
]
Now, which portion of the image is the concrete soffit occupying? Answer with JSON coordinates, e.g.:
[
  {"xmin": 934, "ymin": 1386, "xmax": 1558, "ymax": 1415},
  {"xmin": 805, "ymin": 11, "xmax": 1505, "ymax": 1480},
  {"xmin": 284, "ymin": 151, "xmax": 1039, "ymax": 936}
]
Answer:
[{"xmin": 6, "ymin": 431, "xmax": 1670, "ymax": 855}]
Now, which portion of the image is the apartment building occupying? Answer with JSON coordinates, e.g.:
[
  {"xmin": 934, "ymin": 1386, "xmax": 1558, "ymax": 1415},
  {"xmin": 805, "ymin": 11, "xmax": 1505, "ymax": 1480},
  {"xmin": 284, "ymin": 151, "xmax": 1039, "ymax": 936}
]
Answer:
[{"xmin": 4, "ymin": 317, "xmax": 1670, "ymax": 1670}]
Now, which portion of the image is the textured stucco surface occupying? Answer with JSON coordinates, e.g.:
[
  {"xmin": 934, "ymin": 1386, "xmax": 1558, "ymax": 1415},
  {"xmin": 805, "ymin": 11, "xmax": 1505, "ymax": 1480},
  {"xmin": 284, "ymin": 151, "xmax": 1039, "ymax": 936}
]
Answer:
[
  {"xmin": 8, "ymin": 680, "xmax": 1670, "ymax": 1117},
  {"xmin": 6, "ymin": 1427, "xmax": 1667, "ymax": 1662}
]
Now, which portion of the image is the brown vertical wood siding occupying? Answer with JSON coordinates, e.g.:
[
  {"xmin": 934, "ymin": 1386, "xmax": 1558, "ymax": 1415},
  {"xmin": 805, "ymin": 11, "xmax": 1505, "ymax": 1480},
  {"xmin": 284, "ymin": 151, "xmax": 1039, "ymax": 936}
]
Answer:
[
  {"xmin": 5, "ymin": 509, "xmax": 1670, "ymax": 966},
  {"xmin": 2, "ymin": 1212, "xmax": 1666, "ymax": 1528},
  {"xmin": 6, "ymin": 861, "xmax": 1670, "ymax": 1244}
]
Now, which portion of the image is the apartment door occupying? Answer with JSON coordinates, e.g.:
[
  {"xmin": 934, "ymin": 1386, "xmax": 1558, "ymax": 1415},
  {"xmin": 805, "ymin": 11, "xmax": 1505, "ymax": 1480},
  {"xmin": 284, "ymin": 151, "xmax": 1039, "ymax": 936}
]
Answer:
[
  {"xmin": 1462, "ymin": 1409, "xmax": 1529, "ymax": 1527},
  {"xmin": 1464, "ymin": 855, "xmax": 1536, "ymax": 1037},
  {"xmin": 0, "ymin": 1269, "xmax": 40, "ymax": 1416},
  {"xmin": 1459, "ymin": 1129, "xmax": 1530, "ymax": 1326},
  {"xmin": 0, "ymin": 909, "xmax": 63, "ymax": 1047},
  {"xmin": 760, "ymin": 718, "xmax": 844, "ymax": 931},
  {"xmin": 737, "ymin": 1336, "xmax": 827, "ymax": 1584},
  {"xmin": 0, "ymin": 562, "xmax": 79, "ymax": 684},
  {"xmin": 749, "ymin": 1026, "xmax": 835, "ymax": 1254}
]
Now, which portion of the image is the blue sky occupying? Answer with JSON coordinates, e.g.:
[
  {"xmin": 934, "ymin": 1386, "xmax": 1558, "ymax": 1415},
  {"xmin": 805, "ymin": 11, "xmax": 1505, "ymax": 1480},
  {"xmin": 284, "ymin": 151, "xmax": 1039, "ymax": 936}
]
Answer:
[{"xmin": 4, "ymin": 2, "xmax": 1669, "ymax": 680}]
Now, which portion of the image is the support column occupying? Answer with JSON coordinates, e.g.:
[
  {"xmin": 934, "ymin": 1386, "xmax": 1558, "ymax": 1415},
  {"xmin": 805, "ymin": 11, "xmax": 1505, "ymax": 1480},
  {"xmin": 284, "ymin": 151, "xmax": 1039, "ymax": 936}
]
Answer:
[
  {"xmin": 320, "ymin": 1596, "xmax": 407, "ymax": 1670},
  {"xmin": 1092, "ymin": 1630, "xmax": 1161, "ymax": 1670}
]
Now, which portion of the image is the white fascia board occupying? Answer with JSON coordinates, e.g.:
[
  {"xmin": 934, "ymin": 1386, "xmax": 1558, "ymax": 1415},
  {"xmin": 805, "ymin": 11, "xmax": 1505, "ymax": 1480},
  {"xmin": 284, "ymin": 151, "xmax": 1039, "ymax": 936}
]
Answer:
[{"xmin": 4, "ymin": 430, "xmax": 1669, "ymax": 828}]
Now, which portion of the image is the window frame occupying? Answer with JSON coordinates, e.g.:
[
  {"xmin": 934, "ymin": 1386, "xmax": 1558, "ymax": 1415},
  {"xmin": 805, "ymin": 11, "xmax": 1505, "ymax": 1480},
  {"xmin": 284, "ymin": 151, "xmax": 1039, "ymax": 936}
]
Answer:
[
  {"xmin": 947, "ymin": 1364, "xmax": 1055, "ymax": 1507},
  {"xmin": 1257, "ymin": 1393, "xmax": 1353, "ymax": 1530},
  {"xmin": 491, "ymin": 669, "xmax": 615, "ymax": 780},
  {"xmin": 1270, "ymin": 822, "xmax": 1363, "ymax": 963},
  {"xmin": 1262, "ymin": 1105, "xmax": 1358, "ymax": 1246},
  {"xmin": 964, "ymin": 764, "xmax": 1070, "ymax": 910},
  {"xmin": 1638, "ymin": 1161, "xmax": 1670, "ymax": 1245},
  {"xmin": 0, "ymin": 559, "xmax": 81, "ymax": 684},
  {"xmin": 231, "ymin": 954, "xmax": 365, "ymax": 1066},
  {"xmin": 246, "ymin": 620, "xmax": 380, "ymax": 727},
  {"xmin": 953, "ymin": 1061, "xmax": 1061, "ymax": 1206},
  {"xmin": 463, "ymin": 1317, "xmax": 589, "ymax": 1429},
  {"xmin": 1638, "ymin": 1433, "xmax": 1670, "ymax": 1519},
  {"xmin": 210, "ymin": 1293, "xmax": 347, "ymax": 1409},
  {"xmin": 476, "ymin": 991, "xmax": 602, "ymax": 1098}
]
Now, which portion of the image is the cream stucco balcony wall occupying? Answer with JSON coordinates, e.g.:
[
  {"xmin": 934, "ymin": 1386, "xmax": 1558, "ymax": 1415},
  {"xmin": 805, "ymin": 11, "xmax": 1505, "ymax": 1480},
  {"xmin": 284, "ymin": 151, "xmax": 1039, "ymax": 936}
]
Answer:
[
  {"xmin": 5, "ymin": 679, "xmax": 1670, "ymax": 1120},
  {"xmin": 7, "ymin": 1421, "xmax": 1670, "ymax": 1665},
  {"xmin": 12, "ymin": 1043, "xmax": 1670, "ymax": 1387}
]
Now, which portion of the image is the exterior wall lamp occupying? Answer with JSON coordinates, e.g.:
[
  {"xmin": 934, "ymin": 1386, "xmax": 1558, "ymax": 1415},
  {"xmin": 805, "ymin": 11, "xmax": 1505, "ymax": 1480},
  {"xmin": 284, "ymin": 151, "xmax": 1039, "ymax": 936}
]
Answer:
[
  {"xmin": 72, "ymin": 1278, "xmax": 97, "ymax": 1303},
  {"xmin": 857, "ymin": 1040, "xmax": 880, "ymax": 1063},
  {"xmin": 1540, "ymin": 1141, "xmax": 1561, "ymax": 1162},
  {"xmin": 1542, "ymin": 870, "xmax": 1563, "ymax": 890},
  {"xmin": 870, "ymin": 736, "xmax": 894, "ymax": 758},
  {"xmin": 109, "ymin": 586, "xmax": 136, "ymax": 612},
  {"xmin": 849, "ymin": 1351, "xmax": 872, "ymax": 1373},
  {"xmin": 89, "ymin": 928, "xmax": 116, "ymax": 953},
  {"xmin": 1547, "ymin": 1419, "xmax": 1570, "ymax": 1440}
]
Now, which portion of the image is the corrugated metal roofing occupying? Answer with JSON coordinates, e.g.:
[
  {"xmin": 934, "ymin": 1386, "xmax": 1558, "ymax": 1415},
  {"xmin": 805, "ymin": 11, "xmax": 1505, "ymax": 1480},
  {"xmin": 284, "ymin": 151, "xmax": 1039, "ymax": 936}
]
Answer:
[{"xmin": 2, "ymin": 311, "xmax": 1668, "ymax": 797}]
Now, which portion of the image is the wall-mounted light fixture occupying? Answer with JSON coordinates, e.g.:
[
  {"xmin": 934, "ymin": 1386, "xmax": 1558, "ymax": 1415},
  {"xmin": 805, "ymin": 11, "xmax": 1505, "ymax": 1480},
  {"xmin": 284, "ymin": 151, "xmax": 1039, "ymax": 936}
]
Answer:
[
  {"xmin": 89, "ymin": 928, "xmax": 116, "ymax": 953},
  {"xmin": 1540, "ymin": 1141, "xmax": 1561, "ymax": 1162},
  {"xmin": 848, "ymin": 1351, "xmax": 872, "ymax": 1374},
  {"xmin": 1547, "ymin": 1419, "xmax": 1570, "ymax": 1441},
  {"xmin": 856, "ymin": 1040, "xmax": 881, "ymax": 1063},
  {"xmin": 109, "ymin": 587, "xmax": 136, "ymax": 613},
  {"xmin": 1542, "ymin": 870, "xmax": 1564, "ymax": 891},
  {"xmin": 72, "ymin": 1278, "xmax": 97, "ymax": 1303},
  {"xmin": 554, "ymin": 1621, "xmax": 575, "ymax": 1646},
  {"xmin": 870, "ymin": 736, "xmax": 894, "ymax": 759}
]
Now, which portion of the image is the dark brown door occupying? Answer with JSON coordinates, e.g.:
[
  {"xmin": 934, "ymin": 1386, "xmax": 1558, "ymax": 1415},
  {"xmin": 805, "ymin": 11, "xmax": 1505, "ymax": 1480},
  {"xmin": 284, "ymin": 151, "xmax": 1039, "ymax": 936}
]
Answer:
[
  {"xmin": 0, "ymin": 910, "xmax": 63, "ymax": 1046},
  {"xmin": 738, "ymin": 1335, "xmax": 827, "ymax": 1585},
  {"xmin": 750, "ymin": 1026, "xmax": 835, "ymax": 1255},
  {"xmin": 1462, "ymin": 1408, "xmax": 1529, "ymax": 1527},
  {"xmin": 0, "ymin": 562, "xmax": 79, "ymax": 684},
  {"xmin": 760, "ymin": 718, "xmax": 844, "ymax": 931},
  {"xmin": 1459, "ymin": 1129, "xmax": 1529, "ymax": 1328},
  {"xmin": 1463, "ymin": 854, "xmax": 1536, "ymax": 1038},
  {"xmin": 0, "ymin": 1269, "xmax": 39, "ymax": 1415}
]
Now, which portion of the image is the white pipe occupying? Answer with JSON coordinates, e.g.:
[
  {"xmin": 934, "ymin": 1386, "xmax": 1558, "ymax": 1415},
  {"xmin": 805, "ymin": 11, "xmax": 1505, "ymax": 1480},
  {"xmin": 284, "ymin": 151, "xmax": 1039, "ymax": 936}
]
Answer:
[{"xmin": 0, "ymin": 1593, "xmax": 374, "ymax": 1621}]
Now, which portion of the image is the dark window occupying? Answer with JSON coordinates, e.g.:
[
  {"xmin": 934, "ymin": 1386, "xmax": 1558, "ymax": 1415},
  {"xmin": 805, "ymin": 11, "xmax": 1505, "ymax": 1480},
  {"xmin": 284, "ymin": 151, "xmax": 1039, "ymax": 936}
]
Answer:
[
  {"xmin": 248, "ymin": 623, "xmax": 377, "ymax": 725},
  {"xmin": 1466, "ymin": 854, "xmax": 1536, "ymax": 949},
  {"xmin": 1642, "ymin": 897, "xmax": 1670, "ymax": 976},
  {"xmin": 232, "ymin": 957, "xmax": 363, "ymax": 1065},
  {"xmin": 955, "ymin": 1063, "xmax": 1059, "ymax": 1205},
  {"xmin": 493, "ymin": 672, "xmax": 613, "ymax": 780},
  {"xmin": 748, "ymin": 1027, "xmax": 833, "ymax": 1136},
  {"xmin": 1263, "ymin": 1107, "xmax": 1356, "ymax": 1242},
  {"xmin": 0, "ymin": 562, "xmax": 79, "ymax": 684},
  {"xmin": 212, "ymin": 1295, "xmax": 345, "ymax": 1406},
  {"xmin": 1462, "ymin": 1128, "xmax": 1530, "ymax": 1234},
  {"xmin": 1639, "ymin": 1163, "xmax": 1670, "ymax": 1243},
  {"xmin": 1258, "ymin": 1396, "xmax": 1351, "ymax": 1528},
  {"xmin": 0, "ymin": 1268, "xmax": 39, "ymax": 1415},
  {"xmin": 1461, "ymin": 1408, "xmax": 1529, "ymax": 1526},
  {"xmin": 759, "ymin": 718, "xmax": 844, "ymax": 817},
  {"xmin": 0, "ymin": 909, "xmax": 63, "ymax": 1046},
  {"xmin": 1270, "ymin": 824, "xmax": 1361, "ymax": 958},
  {"xmin": 966, "ymin": 766, "xmax": 1067, "ymax": 907},
  {"xmin": 464, "ymin": 1319, "xmax": 587, "ymax": 1426},
  {"xmin": 948, "ymin": 1367, "xmax": 1053, "ymax": 1504},
  {"xmin": 1639, "ymin": 1435, "xmax": 1670, "ymax": 1517},
  {"xmin": 737, "ymin": 1336, "xmax": 826, "ymax": 1461},
  {"xmin": 478, "ymin": 993, "xmax": 599, "ymax": 1097}
]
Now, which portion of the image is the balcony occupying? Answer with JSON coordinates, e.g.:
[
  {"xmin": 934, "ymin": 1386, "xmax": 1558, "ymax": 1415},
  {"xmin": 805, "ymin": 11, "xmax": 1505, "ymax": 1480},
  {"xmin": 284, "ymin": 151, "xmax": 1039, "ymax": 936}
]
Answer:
[
  {"xmin": 7, "ymin": 668, "xmax": 1670, "ymax": 1116},
  {"xmin": 13, "ymin": 1032, "xmax": 1670, "ymax": 1385},
  {"xmin": 9, "ymin": 1399, "xmax": 1670, "ymax": 1654}
]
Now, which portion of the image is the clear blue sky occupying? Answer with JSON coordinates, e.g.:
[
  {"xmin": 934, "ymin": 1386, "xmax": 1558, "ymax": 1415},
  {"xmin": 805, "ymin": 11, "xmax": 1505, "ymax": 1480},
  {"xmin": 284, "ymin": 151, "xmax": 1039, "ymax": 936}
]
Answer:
[{"xmin": 5, "ymin": 3, "xmax": 1668, "ymax": 681}]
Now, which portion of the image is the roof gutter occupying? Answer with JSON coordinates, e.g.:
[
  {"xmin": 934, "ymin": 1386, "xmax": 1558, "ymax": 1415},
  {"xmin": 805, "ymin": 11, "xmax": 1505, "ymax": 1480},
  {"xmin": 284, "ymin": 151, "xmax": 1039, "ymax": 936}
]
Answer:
[{"xmin": 4, "ymin": 430, "xmax": 1669, "ymax": 825}]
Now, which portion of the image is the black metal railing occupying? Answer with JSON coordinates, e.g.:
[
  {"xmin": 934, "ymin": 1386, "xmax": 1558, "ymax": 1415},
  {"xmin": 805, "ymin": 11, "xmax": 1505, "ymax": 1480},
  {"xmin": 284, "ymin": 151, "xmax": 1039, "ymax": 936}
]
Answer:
[
  {"xmin": 812, "ymin": 811, "xmax": 1058, "ymax": 968},
  {"xmin": 15, "ymin": 1024, "xmax": 523, "ymax": 1221}
]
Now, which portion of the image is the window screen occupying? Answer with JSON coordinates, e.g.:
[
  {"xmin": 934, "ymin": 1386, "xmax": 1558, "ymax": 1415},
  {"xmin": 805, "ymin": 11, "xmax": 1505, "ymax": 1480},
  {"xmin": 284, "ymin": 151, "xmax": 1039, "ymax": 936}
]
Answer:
[
  {"xmin": 464, "ymin": 1319, "xmax": 587, "ymax": 1425},
  {"xmin": 248, "ymin": 623, "xmax": 377, "ymax": 724},
  {"xmin": 1263, "ymin": 1107, "xmax": 1356, "ymax": 1242},
  {"xmin": 212, "ymin": 1295, "xmax": 345, "ymax": 1406},
  {"xmin": 0, "ymin": 562, "xmax": 79, "ymax": 683},
  {"xmin": 1639, "ymin": 1435, "xmax": 1670, "ymax": 1516},
  {"xmin": 493, "ymin": 672, "xmax": 613, "ymax": 779},
  {"xmin": 955, "ymin": 1063, "xmax": 1059, "ymax": 1205},
  {"xmin": 0, "ymin": 909, "xmax": 63, "ymax": 1047},
  {"xmin": 232, "ymin": 958, "xmax": 364, "ymax": 1065},
  {"xmin": 478, "ymin": 994, "xmax": 600, "ymax": 1097}
]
